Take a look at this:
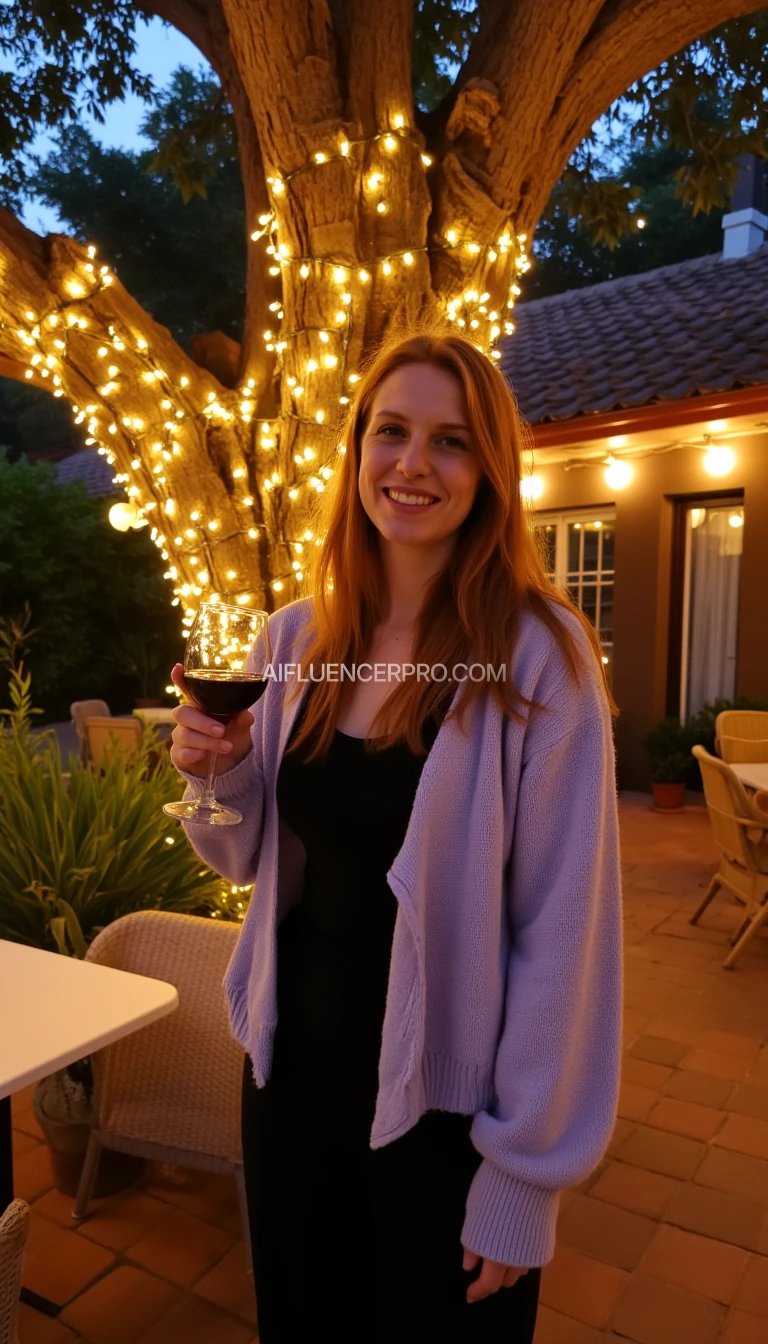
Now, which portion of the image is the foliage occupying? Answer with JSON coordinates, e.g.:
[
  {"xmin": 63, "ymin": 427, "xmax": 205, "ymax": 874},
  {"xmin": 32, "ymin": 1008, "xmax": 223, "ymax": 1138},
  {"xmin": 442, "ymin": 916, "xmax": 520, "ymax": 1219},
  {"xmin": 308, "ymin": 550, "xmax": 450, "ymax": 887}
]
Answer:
[
  {"xmin": 0, "ymin": 376, "xmax": 84, "ymax": 463},
  {"xmin": 0, "ymin": 451, "xmax": 184, "ymax": 719},
  {"xmin": 412, "ymin": 0, "xmax": 482, "ymax": 111},
  {"xmin": 642, "ymin": 717, "xmax": 696, "ymax": 784},
  {"xmin": 0, "ymin": 661, "xmax": 247, "ymax": 955}
]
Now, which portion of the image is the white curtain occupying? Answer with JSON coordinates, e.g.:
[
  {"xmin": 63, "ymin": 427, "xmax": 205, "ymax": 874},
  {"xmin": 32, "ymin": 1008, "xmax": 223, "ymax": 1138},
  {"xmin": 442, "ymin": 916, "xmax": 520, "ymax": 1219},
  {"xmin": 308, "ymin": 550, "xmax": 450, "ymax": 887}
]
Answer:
[{"xmin": 687, "ymin": 508, "xmax": 742, "ymax": 717}]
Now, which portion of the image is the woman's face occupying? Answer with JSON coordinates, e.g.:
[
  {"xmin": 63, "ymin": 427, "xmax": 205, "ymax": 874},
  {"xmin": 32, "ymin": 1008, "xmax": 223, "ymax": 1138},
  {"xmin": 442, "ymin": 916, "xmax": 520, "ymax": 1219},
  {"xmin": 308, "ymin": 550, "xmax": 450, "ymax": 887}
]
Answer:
[{"xmin": 358, "ymin": 363, "xmax": 483, "ymax": 550}]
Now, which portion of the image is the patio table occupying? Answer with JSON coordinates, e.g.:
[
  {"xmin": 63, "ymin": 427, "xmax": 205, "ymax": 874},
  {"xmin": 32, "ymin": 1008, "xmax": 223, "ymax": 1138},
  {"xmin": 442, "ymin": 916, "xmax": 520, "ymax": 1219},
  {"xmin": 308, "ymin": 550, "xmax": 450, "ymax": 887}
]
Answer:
[
  {"xmin": 132, "ymin": 707, "xmax": 176, "ymax": 727},
  {"xmin": 730, "ymin": 762, "xmax": 768, "ymax": 792},
  {"xmin": 0, "ymin": 939, "xmax": 177, "ymax": 1315}
]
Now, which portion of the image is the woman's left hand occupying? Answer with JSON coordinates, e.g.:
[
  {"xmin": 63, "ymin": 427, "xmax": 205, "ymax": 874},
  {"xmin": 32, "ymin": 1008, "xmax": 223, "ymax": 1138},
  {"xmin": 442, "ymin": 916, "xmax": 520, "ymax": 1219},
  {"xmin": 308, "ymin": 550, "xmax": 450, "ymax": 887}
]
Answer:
[{"xmin": 462, "ymin": 1247, "xmax": 527, "ymax": 1302}]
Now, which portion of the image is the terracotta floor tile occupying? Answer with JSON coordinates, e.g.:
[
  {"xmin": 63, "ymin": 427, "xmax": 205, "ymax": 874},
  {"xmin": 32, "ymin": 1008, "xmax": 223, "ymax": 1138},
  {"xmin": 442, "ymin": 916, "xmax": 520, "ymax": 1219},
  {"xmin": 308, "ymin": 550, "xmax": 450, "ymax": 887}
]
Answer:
[
  {"xmin": 128, "ymin": 1208, "xmax": 233, "ymax": 1288},
  {"xmin": 621, "ymin": 1056, "xmax": 676, "ymax": 1090},
  {"xmin": 629, "ymin": 1036, "xmax": 693, "ymax": 1067},
  {"xmin": 531, "ymin": 1304, "xmax": 604, "ymax": 1343},
  {"xmin": 140, "ymin": 1164, "xmax": 243, "ymax": 1235},
  {"xmin": 609, "ymin": 1273, "xmax": 724, "ymax": 1344},
  {"xmin": 694, "ymin": 1149, "xmax": 768, "ymax": 1207},
  {"xmin": 22, "ymin": 1226, "xmax": 115, "ymax": 1307},
  {"xmin": 733, "ymin": 1254, "xmax": 768, "ymax": 1318},
  {"xmin": 590, "ymin": 1161, "xmax": 680, "ymax": 1218},
  {"xmin": 25, "ymin": 1211, "xmax": 67, "ymax": 1260},
  {"xmin": 13, "ymin": 1141, "xmax": 55, "ymax": 1202},
  {"xmin": 646, "ymin": 1096, "xmax": 725, "ymax": 1142},
  {"xmin": 538, "ymin": 1245, "xmax": 629, "ymax": 1329},
  {"xmin": 720, "ymin": 1309, "xmax": 768, "ymax": 1343},
  {"xmin": 32, "ymin": 1188, "xmax": 81, "ymax": 1226},
  {"xmin": 75, "ymin": 1189, "xmax": 174, "ymax": 1252},
  {"xmin": 617, "ymin": 1082, "xmax": 657, "ymax": 1123},
  {"xmin": 194, "ymin": 1241, "xmax": 258, "ymax": 1327},
  {"xmin": 13, "ymin": 1127, "xmax": 43, "ymax": 1157},
  {"xmin": 61, "ymin": 1265, "xmax": 181, "ymax": 1344},
  {"xmin": 714, "ymin": 1114, "xmax": 768, "ymax": 1161},
  {"xmin": 642, "ymin": 1018, "xmax": 701, "ymax": 1046},
  {"xmin": 664, "ymin": 1183, "xmax": 766, "ymax": 1251},
  {"xmin": 615, "ymin": 1124, "xmax": 707, "ymax": 1180},
  {"xmin": 606, "ymin": 1118, "xmax": 637, "ymax": 1157},
  {"xmin": 12, "ymin": 1101, "xmax": 45, "ymax": 1140},
  {"xmin": 681, "ymin": 1050, "xmax": 750, "ymax": 1082},
  {"xmin": 661, "ymin": 1069, "xmax": 736, "ymax": 1109},
  {"xmin": 16, "ymin": 1303, "xmax": 80, "ymax": 1343},
  {"xmin": 638, "ymin": 1223, "xmax": 748, "ymax": 1303},
  {"xmin": 695, "ymin": 1030, "xmax": 762, "ymax": 1061},
  {"xmin": 139, "ymin": 1293, "xmax": 256, "ymax": 1344},
  {"xmin": 727, "ymin": 1084, "xmax": 768, "ymax": 1123},
  {"xmin": 557, "ymin": 1195, "xmax": 656, "ymax": 1270},
  {"xmin": 747, "ymin": 1065, "xmax": 768, "ymax": 1088}
]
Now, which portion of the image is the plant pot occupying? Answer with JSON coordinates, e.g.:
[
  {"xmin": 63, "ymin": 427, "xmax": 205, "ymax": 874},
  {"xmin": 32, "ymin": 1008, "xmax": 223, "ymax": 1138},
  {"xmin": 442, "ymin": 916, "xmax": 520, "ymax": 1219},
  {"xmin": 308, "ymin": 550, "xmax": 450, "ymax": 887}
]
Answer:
[
  {"xmin": 33, "ymin": 1075, "xmax": 144, "ymax": 1199},
  {"xmin": 651, "ymin": 781, "xmax": 686, "ymax": 811},
  {"xmin": 134, "ymin": 697, "xmax": 162, "ymax": 709}
]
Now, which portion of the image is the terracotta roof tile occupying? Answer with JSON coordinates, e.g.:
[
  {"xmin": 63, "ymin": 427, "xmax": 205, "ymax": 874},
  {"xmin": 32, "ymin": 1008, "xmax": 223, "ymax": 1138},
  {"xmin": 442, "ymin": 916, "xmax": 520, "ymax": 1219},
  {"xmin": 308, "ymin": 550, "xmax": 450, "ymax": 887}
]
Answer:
[{"xmin": 501, "ymin": 244, "xmax": 768, "ymax": 424}]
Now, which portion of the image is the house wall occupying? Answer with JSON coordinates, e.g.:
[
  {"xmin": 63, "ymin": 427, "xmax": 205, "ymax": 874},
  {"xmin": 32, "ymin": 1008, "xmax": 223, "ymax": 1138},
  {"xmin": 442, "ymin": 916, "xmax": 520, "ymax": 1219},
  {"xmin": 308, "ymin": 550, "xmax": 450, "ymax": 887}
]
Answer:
[{"xmin": 530, "ymin": 428, "xmax": 768, "ymax": 790}]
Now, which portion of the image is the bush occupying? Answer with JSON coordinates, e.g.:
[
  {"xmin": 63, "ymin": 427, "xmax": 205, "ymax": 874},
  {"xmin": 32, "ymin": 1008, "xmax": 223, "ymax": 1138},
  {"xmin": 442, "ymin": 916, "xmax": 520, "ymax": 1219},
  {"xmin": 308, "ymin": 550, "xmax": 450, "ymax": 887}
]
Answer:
[
  {"xmin": 0, "ymin": 662, "xmax": 250, "ymax": 953},
  {"xmin": 642, "ymin": 717, "xmax": 696, "ymax": 784}
]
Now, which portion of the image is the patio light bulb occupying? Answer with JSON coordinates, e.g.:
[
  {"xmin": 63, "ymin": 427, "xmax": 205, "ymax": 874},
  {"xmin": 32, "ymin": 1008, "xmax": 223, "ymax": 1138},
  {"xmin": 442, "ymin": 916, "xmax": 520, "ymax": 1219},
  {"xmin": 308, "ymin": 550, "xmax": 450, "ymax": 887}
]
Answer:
[
  {"xmin": 604, "ymin": 457, "xmax": 633, "ymax": 490},
  {"xmin": 703, "ymin": 447, "xmax": 735, "ymax": 477},
  {"xmin": 520, "ymin": 475, "xmax": 544, "ymax": 501}
]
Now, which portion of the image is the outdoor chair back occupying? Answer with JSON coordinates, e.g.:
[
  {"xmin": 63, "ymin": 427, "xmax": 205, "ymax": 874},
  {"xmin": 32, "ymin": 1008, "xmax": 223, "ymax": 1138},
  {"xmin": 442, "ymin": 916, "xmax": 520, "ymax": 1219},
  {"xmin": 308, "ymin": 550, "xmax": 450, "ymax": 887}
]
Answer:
[
  {"xmin": 84, "ymin": 716, "xmax": 142, "ymax": 766},
  {"xmin": 690, "ymin": 745, "xmax": 768, "ymax": 968},
  {"xmin": 73, "ymin": 910, "xmax": 249, "ymax": 1250},
  {"xmin": 0, "ymin": 1199, "xmax": 30, "ymax": 1344},
  {"xmin": 715, "ymin": 710, "xmax": 768, "ymax": 765},
  {"xmin": 70, "ymin": 699, "xmax": 111, "ymax": 765}
]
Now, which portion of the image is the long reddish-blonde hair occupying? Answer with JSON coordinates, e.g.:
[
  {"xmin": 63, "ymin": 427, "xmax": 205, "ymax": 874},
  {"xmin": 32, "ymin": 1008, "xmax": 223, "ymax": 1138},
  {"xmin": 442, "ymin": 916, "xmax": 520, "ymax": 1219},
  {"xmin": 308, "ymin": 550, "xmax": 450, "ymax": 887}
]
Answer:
[{"xmin": 284, "ymin": 328, "xmax": 617, "ymax": 760}]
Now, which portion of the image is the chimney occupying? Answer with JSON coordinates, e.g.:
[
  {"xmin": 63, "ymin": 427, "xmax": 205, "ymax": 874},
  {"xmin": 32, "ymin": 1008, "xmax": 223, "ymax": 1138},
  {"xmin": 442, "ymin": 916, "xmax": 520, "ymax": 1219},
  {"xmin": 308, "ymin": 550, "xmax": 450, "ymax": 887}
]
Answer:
[{"xmin": 721, "ymin": 154, "xmax": 768, "ymax": 259}]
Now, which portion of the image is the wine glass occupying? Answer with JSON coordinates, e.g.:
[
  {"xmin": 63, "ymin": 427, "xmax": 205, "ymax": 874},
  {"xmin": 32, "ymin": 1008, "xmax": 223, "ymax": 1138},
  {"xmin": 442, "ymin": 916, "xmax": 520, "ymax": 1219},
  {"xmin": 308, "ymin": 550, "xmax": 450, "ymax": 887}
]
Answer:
[{"xmin": 164, "ymin": 601, "xmax": 272, "ymax": 826}]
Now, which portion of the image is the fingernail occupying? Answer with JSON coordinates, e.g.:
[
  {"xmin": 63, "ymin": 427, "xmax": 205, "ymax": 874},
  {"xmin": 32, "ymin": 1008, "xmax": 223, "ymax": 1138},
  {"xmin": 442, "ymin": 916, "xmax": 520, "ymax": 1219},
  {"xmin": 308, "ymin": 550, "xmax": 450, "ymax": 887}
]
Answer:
[
  {"xmin": 210, "ymin": 723, "xmax": 225, "ymax": 735},
  {"xmin": 219, "ymin": 741, "xmax": 232, "ymax": 751}
]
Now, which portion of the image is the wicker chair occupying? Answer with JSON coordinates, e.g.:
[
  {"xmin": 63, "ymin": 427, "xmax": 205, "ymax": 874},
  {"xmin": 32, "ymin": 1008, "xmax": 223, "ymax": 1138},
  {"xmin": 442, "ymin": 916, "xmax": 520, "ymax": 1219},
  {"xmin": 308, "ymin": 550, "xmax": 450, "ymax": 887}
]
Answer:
[
  {"xmin": 84, "ymin": 716, "xmax": 142, "ymax": 766},
  {"xmin": 70, "ymin": 699, "xmax": 111, "ymax": 765},
  {"xmin": 0, "ymin": 1200, "xmax": 30, "ymax": 1344},
  {"xmin": 73, "ymin": 911, "xmax": 249, "ymax": 1255},
  {"xmin": 715, "ymin": 710, "xmax": 768, "ymax": 765},
  {"xmin": 690, "ymin": 746, "xmax": 768, "ymax": 968}
]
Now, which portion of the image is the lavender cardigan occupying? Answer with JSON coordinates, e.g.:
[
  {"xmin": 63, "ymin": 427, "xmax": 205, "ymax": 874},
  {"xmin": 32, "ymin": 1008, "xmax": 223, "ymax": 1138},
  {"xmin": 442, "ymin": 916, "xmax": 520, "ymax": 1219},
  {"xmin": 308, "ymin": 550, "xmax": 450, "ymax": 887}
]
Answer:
[{"xmin": 178, "ymin": 596, "xmax": 623, "ymax": 1268}]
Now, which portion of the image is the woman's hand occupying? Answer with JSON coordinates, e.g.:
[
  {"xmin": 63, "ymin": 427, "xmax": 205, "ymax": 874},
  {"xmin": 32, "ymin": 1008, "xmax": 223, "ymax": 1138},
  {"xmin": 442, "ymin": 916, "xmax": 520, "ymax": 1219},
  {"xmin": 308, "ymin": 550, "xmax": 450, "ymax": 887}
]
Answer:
[
  {"xmin": 462, "ymin": 1248, "xmax": 527, "ymax": 1303},
  {"xmin": 168, "ymin": 663, "xmax": 255, "ymax": 778}
]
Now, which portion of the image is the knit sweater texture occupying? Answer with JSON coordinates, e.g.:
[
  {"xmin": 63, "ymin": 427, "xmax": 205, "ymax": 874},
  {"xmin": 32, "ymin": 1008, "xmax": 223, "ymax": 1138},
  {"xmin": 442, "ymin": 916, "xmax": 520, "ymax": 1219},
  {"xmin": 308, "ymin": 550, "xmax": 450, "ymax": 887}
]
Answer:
[{"xmin": 177, "ymin": 595, "xmax": 623, "ymax": 1268}]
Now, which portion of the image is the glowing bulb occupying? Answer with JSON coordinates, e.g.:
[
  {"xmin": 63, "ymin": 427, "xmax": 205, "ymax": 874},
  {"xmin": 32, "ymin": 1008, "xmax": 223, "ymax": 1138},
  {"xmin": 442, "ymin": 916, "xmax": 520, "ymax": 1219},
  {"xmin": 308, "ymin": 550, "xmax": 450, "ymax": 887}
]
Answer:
[
  {"xmin": 729, "ymin": 512, "xmax": 744, "ymax": 529},
  {"xmin": 636, "ymin": 217, "xmax": 647, "ymax": 230},
  {"xmin": 382, "ymin": 261, "xmax": 392, "ymax": 275},
  {"xmin": 604, "ymin": 458, "xmax": 633, "ymax": 490},
  {"xmin": 392, "ymin": 114, "xmax": 405, "ymax": 129},
  {"xmin": 446, "ymin": 229, "xmax": 457, "ymax": 245},
  {"xmin": 520, "ymin": 475, "xmax": 544, "ymax": 501},
  {"xmin": 314, "ymin": 152, "xmax": 327, "ymax": 163},
  {"xmin": 421, "ymin": 153, "xmax": 432, "ymax": 167},
  {"xmin": 383, "ymin": 135, "xmax": 397, "ymax": 151},
  {"xmin": 333, "ymin": 267, "xmax": 347, "ymax": 284},
  {"xmin": 358, "ymin": 268, "xmax": 370, "ymax": 283},
  {"xmin": 300, "ymin": 263, "xmax": 310, "ymax": 278},
  {"xmin": 340, "ymin": 140, "xmax": 350, "ymax": 156},
  {"xmin": 403, "ymin": 252, "xmax": 414, "ymax": 266},
  {"xmin": 367, "ymin": 173, "xmax": 383, "ymax": 191},
  {"xmin": 377, "ymin": 202, "xmax": 387, "ymax": 214},
  {"xmin": 704, "ymin": 447, "xmax": 735, "ymax": 477}
]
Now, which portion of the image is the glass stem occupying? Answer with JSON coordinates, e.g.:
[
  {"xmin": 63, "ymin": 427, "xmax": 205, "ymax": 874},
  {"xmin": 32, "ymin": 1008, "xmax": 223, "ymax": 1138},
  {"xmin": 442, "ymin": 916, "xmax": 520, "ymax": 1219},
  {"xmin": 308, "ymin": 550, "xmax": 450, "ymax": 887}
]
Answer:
[{"xmin": 199, "ymin": 751, "xmax": 219, "ymax": 811}]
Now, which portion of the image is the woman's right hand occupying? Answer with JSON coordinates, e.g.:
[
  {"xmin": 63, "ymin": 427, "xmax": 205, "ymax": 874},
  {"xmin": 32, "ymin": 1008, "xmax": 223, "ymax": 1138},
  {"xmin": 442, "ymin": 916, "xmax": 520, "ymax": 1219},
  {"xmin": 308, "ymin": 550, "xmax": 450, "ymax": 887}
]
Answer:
[{"xmin": 168, "ymin": 663, "xmax": 255, "ymax": 778}]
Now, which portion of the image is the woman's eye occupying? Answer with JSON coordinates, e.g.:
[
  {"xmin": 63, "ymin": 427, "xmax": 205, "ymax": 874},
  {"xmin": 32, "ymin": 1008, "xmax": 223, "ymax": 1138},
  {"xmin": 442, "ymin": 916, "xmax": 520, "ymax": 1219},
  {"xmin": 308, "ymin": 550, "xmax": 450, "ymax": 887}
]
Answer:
[
  {"xmin": 441, "ymin": 435, "xmax": 466, "ymax": 449},
  {"xmin": 378, "ymin": 424, "xmax": 404, "ymax": 436}
]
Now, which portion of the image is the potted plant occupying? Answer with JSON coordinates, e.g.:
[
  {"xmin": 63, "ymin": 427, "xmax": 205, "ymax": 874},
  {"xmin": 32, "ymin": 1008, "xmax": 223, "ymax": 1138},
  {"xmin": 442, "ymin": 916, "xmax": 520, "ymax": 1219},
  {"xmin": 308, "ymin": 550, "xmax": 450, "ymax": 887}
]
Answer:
[
  {"xmin": 642, "ymin": 716, "xmax": 694, "ymax": 810},
  {"xmin": 0, "ymin": 655, "xmax": 248, "ymax": 1195},
  {"xmin": 107, "ymin": 628, "xmax": 169, "ymax": 709}
]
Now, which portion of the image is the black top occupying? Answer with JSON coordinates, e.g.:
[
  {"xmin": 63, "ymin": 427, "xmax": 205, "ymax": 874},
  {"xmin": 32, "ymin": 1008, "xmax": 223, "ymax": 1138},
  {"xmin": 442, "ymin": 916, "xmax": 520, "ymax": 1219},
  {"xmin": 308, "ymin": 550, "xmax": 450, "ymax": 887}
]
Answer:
[{"xmin": 271, "ymin": 685, "xmax": 442, "ymax": 1132}]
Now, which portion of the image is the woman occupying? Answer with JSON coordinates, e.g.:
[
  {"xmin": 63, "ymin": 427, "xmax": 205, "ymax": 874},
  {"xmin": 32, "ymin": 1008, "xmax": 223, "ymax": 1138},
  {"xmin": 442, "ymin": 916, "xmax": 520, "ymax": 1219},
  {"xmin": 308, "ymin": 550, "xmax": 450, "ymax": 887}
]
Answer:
[{"xmin": 170, "ymin": 331, "xmax": 623, "ymax": 1344}]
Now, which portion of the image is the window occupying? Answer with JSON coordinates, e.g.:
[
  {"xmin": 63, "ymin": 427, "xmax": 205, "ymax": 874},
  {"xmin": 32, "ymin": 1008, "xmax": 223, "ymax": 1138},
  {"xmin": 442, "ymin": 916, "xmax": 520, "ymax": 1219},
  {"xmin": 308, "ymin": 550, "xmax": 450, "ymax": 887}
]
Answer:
[
  {"xmin": 531, "ymin": 511, "xmax": 616, "ymax": 684},
  {"xmin": 679, "ymin": 501, "xmax": 744, "ymax": 720}
]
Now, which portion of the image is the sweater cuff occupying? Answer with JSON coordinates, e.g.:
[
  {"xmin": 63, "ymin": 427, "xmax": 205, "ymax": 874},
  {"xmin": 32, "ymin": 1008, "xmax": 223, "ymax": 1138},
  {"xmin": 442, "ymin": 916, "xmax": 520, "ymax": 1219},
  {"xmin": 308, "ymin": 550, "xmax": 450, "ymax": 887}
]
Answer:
[
  {"xmin": 174, "ymin": 751, "xmax": 258, "ymax": 802},
  {"xmin": 461, "ymin": 1158, "xmax": 560, "ymax": 1268}
]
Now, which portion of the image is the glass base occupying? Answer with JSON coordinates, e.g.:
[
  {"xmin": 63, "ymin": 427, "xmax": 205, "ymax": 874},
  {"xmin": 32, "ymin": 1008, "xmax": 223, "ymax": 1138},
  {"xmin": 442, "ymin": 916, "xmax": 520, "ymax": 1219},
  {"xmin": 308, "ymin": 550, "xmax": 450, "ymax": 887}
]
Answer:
[{"xmin": 163, "ymin": 799, "xmax": 242, "ymax": 826}]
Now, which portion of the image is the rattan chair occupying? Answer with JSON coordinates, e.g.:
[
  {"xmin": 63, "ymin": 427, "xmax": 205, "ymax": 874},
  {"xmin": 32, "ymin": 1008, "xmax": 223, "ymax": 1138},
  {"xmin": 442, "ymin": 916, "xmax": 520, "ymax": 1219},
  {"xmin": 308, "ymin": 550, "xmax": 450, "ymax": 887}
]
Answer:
[
  {"xmin": 84, "ymin": 716, "xmax": 142, "ymax": 766},
  {"xmin": 70, "ymin": 699, "xmax": 111, "ymax": 765},
  {"xmin": 690, "ymin": 745, "xmax": 768, "ymax": 968},
  {"xmin": 0, "ymin": 1199, "xmax": 30, "ymax": 1344},
  {"xmin": 714, "ymin": 710, "xmax": 768, "ymax": 765},
  {"xmin": 73, "ymin": 911, "xmax": 249, "ymax": 1256}
]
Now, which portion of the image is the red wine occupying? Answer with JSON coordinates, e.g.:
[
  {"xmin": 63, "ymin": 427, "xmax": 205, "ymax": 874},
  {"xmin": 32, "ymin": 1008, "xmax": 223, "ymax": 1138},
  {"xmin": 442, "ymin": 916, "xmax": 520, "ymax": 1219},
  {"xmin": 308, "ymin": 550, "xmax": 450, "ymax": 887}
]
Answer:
[{"xmin": 185, "ymin": 672, "xmax": 267, "ymax": 725}]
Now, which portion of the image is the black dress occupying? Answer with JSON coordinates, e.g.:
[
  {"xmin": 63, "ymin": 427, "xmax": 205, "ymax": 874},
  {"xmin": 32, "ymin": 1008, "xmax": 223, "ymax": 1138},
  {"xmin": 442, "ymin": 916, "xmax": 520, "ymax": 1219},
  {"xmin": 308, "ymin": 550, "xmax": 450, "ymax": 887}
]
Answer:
[{"xmin": 240, "ymin": 685, "xmax": 541, "ymax": 1344}]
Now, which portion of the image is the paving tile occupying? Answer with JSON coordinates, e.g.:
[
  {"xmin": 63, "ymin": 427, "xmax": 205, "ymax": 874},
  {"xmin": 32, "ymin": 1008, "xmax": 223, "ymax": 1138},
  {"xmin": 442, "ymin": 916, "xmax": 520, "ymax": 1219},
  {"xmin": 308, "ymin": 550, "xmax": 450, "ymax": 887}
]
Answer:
[
  {"xmin": 140, "ymin": 1293, "xmax": 256, "ymax": 1344},
  {"xmin": 615, "ymin": 1124, "xmax": 707, "ymax": 1180},
  {"xmin": 617, "ymin": 1082, "xmax": 657, "ymax": 1122},
  {"xmin": 733, "ymin": 1254, "xmax": 768, "ymax": 1317},
  {"xmin": 25, "ymin": 1211, "xmax": 66, "ymax": 1260},
  {"xmin": 720, "ymin": 1309, "xmax": 768, "ymax": 1343},
  {"xmin": 646, "ymin": 1096, "xmax": 725, "ymax": 1142},
  {"xmin": 638, "ymin": 1223, "xmax": 748, "ymax": 1303},
  {"xmin": 714, "ymin": 1114, "xmax": 768, "ymax": 1161},
  {"xmin": 75, "ymin": 1189, "xmax": 175, "ymax": 1252},
  {"xmin": 128, "ymin": 1208, "xmax": 233, "ymax": 1288},
  {"xmin": 590, "ymin": 1161, "xmax": 680, "ymax": 1218},
  {"xmin": 32, "ymin": 1188, "xmax": 82, "ymax": 1226},
  {"xmin": 13, "ymin": 1141, "xmax": 55, "ymax": 1202},
  {"xmin": 695, "ymin": 1031, "xmax": 762, "ymax": 1061},
  {"xmin": 13, "ymin": 1127, "xmax": 43, "ymax": 1157},
  {"xmin": 606, "ymin": 1118, "xmax": 636, "ymax": 1157},
  {"xmin": 538, "ymin": 1244, "xmax": 629, "ymax": 1329},
  {"xmin": 556, "ymin": 1195, "xmax": 656, "ymax": 1270},
  {"xmin": 661, "ymin": 1069, "xmax": 736, "ymax": 1109},
  {"xmin": 727, "ymin": 1084, "xmax": 768, "ymax": 1123},
  {"xmin": 694, "ymin": 1149, "xmax": 768, "ymax": 1207},
  {"xmin": 22, "ymin": 1225, "xmax": 115, "ymax": 1307},
  {"xmin": 681, "ymin": 1050, "xmax": 750, "ymax": 1082},
  {"xmin": 609, "ymin": 1273, "xmax": 724, "ymax": 1344},
  {"xmin": 664, "ymin": 1183, "xmax": 766, "ymax": 1251},
  {"xmin": 194, "ymin": 1241, "xmax": 258, "ymax": 1327},
  {"xmin": 642, "ymin": 1018, "xmax": 701, "ymax": 1046},
  {"xmin": 532, "ymin": 1304, "xmax": 604, "ymax": 1342},
  {"xmin": 629, "ymin": 1036, "xmax": 693, "ymax": 1067},
  {"xmin": 16, "ymin": 1303, "xmax": 80, "ymax": 1343},
  {"xmin": 141, "ymin": 1164, "xmax": 243, "ymax": 1235},
  {"xmin": 61, "ymin": 1265, "xmax": 181, "ymax": 1344},
  {"xmin": 12, "ymin": 1100, "xmax": 45, "ymax": 1140},
  {"xmin": 621, "ymin": 1056, "xmax": 676, "ymax": 1089},
  {"xmin": 747, "ymin": 1065, "xmax": 768, "ymax": 1088}
]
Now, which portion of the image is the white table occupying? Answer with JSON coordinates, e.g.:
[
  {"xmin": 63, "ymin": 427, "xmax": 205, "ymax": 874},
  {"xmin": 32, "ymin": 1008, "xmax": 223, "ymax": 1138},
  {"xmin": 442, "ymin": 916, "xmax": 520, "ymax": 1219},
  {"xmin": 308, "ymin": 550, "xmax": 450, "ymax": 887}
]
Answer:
[
  {"xmin": 132, "ymin": 707, "xmax": 176, "ymax": 726},
  {"xmin": 0, "ymin": 940, "xmax": 178, "ymax": 1314},
  {"xmin": 730, "ymin": 762, "xmax": 768, "ymax": 792}
]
